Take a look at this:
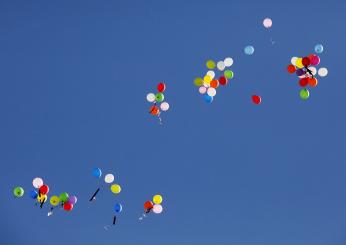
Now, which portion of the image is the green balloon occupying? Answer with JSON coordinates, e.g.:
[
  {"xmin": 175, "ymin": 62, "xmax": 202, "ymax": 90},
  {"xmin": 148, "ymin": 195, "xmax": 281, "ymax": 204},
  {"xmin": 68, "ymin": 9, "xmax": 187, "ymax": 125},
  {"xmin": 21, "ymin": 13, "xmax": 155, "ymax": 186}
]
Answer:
[
  {"xmin": 300, "ymin": 88, "xmax": 310, "ymax": 100},
  {"xmin": 13, "ymin": 187, "xmax": 24, "ymax": 197},
  {"xmin": 194, "ymin": 77, "xmax": 203, "ymax": 87},
  {"xmin": 155, "ymin": 93, "xmax": 164, "ymax": 102},
  {"xmin": 59, "ymin": 192, "xmax": 69, "ymax": 203},
  {"xmin": 224, "ymin": 70, "xmax": 234, "ymax": 79}
]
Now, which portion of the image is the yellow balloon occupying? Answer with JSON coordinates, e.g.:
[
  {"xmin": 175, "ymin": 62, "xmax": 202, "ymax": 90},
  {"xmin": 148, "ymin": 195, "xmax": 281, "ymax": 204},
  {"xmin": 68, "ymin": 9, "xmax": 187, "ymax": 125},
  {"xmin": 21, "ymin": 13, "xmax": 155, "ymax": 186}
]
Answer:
[
  {"xmin": 194, "ymin": 77, "xmax": 203, "ymax": 87},
  {"xmin": 204, "ymin": 75, "xmax": 212, "ymax": 84},
  {"xmin": 206, "ymin": 60, "xmax": 216, "ymax": 69},
  {"xmin": 296, "ymin": 58, "xmax": 304, "ymax": 68},
  {"xmin": 37, "ymin": 194, "xmax": 47, "ymax": 203},
  {"xmin": 50, "ymin": 195, "xmax": 60, "ymax": 206},
  {"xmin": 110, "ymin": 184, "xmax": 121, "ymax": 194},
  {"xmin": 153, "ymin": 194, "xmax": 163, "ymax": 204}
]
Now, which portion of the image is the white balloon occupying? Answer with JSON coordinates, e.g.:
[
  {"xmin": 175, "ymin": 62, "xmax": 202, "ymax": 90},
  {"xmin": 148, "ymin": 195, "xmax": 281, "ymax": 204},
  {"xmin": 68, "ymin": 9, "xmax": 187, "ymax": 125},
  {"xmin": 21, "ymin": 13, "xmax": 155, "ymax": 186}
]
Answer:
[
  {"xmin": 263, "ymin": 18, "xmax": 272, "ymax": 28},
  {"xmin": 33, "ymin": 177, "xmax": 43, "ymax": 188},
  {"xmin": 217, "ymin": 61, "xmax": 225, "ymax": 71},
  {"xmin": 206, "ymin": 70, "xmax": 215, "ymax": 80},
  {"xmin": 207, "ymin": 87, "xmax": 216, "ymax": 97},
  {"xmin": 104, "ymin": 174, "xmax": 114, "ymax": 184},
  {"xmin": 224, "ymin": 57, "xmax": 233, "ymax": 67},
  {"xmin": 318, "ymin": 67, "xmax": 328, "ymax": 77},
  {"xmin": 309, "ymin": 66, "xmax": 317, "ymax": 76},
  {"xmin": 199, "ymin": 86, "xmax": 207, "ymax": 94},
  {"xmin": 146, "ymin": 93, "xmax": 155, "ymax": 103},
  {"xmin": 160, "ymin": 102, "xmax": 169, "ymax": 111},
  {"xmin": 291, "ymin": 57, "xmax": 298, "ymax": 66},
  {"xmin": 152, "ymin": 204, "xmax": 163, "ymax": 214}
]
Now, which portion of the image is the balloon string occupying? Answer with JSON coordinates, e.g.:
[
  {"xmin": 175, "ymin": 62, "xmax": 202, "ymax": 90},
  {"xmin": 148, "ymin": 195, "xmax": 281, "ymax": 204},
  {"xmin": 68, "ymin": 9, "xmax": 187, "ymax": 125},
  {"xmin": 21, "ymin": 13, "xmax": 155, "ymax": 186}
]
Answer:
[
  {"xmin": 113, "ymin": 215, "xmax": 116, "ymax": 225},
  {"xmin": 89, "ymin": 188, "xmax": 100, "ymax": 202}
]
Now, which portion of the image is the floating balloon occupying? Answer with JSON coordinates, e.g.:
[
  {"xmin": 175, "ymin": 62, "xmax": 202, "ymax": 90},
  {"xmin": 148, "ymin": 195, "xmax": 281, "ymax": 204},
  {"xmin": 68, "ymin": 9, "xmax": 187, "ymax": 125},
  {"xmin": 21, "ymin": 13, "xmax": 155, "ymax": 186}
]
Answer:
[
  {"xmin": 291, "ymin": 57, "xmax": 298, "ymax": 66},
  {"xmin": 199, "ymin": 86, "xmax": 207, "ymax": 94},
  {"xmin": 295, "ymin": 58, "xmax": 304, "ymax": 68},
  {"xmin": 299, "ymin": 78, "xmax": 309, "ymax": 87},
  {"xmin": 204, "ymin": 94, "xmax": 213, "ymax": 103},
  {"xmin": 50, "ymin": 196, "xmax": 60, "ymax": 206},
  {"xmin": 59, "ymin": 192, "xmax": 69, "ymax": 203},
  {"xmin": 318, "ymin": 67, "xmax": 328, "ymax": 77},
  {"xmin": 309, "ymin": 66, "xmax": 317, "ymax": 76},
  {"xmin": 13, "ymin": 187, "xmax": 24, "ymax": 197},
  {"xmin": 252, "ymin": 95, "xmax": 261, "ymax": 105},
  {"xmin": 160, "ymin": 102, "xmax": 170, "ymax": 111},
  {"xmin": 39, "ymin": 185, "xmax": 49, "ymax": 195},
  {"xmin": 244, "ymin": 45, "xmax": 254, "ymax": 55},
  {"xmin": 32, "ymin": 177, "xmax": 43, "ymax": 189},
  {"xmin": 153, "ymin": 195, "xmax": 163, "ymax": 205},
  {"xmin": 146, "ymin": 93, "xmax": 156, "ymax": 103},
  {"xmin": 105, "ymin": 174, "xmax": 115, "ymax": 184},
  {"xmin": 67, "ymin": 195, "xmax": 78, "ymax": 205},
  {"xmin": 206, "ymin": 70, "xmax": 215, "ymax": 80},
  {"xmin": 110, "ymin": 184, "xmax": 121, "ymax": 194},
  {"xmin": 203, "ymin": 75, "xmax": 212, "ymax": 85},
  {"xmin": 92, "ymin": 168, "xmax": 102, "ymax": 178},
  {"xmin": 144, "ymin": 201, "xmax": 154, "ymax": 210},
  {"xmin": 149, "ymin": 105, "xmax": 160, "ymax": 116},
  {"xmin": 216, "ymin": 61, "xmax": 225, "ymax": 71},
  {"xmin": 206, "ymin": 60, "xmax": 216, "ymax": 69},
  {"xmin": 224, "ymin": 70, "xmax": 234, "ymax": 79},
  {"xmin": 152, "ymin": 204, "xmax": 163, "ymax": 214},
  {"xmin": 302, "ymin": 57, "xmax": 310, "ymax": 67},
  {"xmin": 157, "ymin": 83, "xmax": 166, "ymax": 93},
  {"xmin": 224, "ymin": 57, "xmax": 233, "ymax": 67},
  {"xmin": 155, "ymin": 93, "xmax": 164, "ymax": 103},
  {"xmin": 210, "ymin": 79, "xmax": 219, "ymax": 88},
  {"xmin": 287, "ymin": 64, "xmax": 296, "ymax": 73},
  {"xmin": 295, "ymin": 69, "xmax": 305, "ymax": 76},
  {"xmin": 114, "ymin": 203, "xmax": 122, "ymax": 213},
  {"xmin": 263, "ymin": 18, "xmax": 272, "ymax": 28},
  {"xmin": 207, "ymin": 87, "xmax": 216, "ymax": 97},
  {"xmin": 315, "ymin": 44, "xmax": 323, "ymax": 54},
  {"xmin": 308, "ymin": 77, "xmax": 318, "ymax": 87},
  {"xmin": 194, "ymin": 77, "xmax": 203, "ymax": 87},
  {"xmin": 300, "ymin": 88, "xmax": 310, "ymax": 100},
  {"xmin": 29, "ymin": 190, "xmax": 38, "ymax": 199},
  {"xmin": 309, "ymin": 54, "xmax": 320, "ymax": 66},
  {"xmin": 219, "ymin": 76, "xmax": 228, "ymax": 86},
  {"xmin": 63, "ymin": 203, "xmax": 73, "ymax": 211}
]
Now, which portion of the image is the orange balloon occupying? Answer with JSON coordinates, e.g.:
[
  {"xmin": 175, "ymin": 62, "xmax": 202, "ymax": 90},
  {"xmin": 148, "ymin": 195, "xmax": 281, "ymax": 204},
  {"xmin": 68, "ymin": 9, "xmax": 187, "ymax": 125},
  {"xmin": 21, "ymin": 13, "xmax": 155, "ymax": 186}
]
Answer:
[
  {"xmin": 308, "ymin": 77, "xmax": 318, "ymax": 87},
  {"xmin": 149, "ymin": 105, "xmax": 160, "ymax": 115},
  {"xmin": 210, "ymin": 79, "xmax": 219, "ymax": 88}
]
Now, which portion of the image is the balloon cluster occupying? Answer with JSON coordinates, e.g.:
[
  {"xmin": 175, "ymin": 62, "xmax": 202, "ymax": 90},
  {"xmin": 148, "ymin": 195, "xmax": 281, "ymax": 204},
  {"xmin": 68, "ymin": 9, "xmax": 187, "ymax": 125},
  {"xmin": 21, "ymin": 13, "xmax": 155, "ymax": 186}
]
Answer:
[
  {"xmin": 90, "ymin": 168, "xmax": 123, "ymax": 226},
  {"xmin": 139, "ymin": 194, "xmax": 163, "ymax": 220},
  {"xmin": 287, "ymin": 45, "xmax": 328, "ymax": 100},
  {"xmin": 146, "ymin": 83, "xmax": 169, "ymax": 124},
  {"xmin": 194, "ymin": 58, "xmax": 234, "ymax": 103}
]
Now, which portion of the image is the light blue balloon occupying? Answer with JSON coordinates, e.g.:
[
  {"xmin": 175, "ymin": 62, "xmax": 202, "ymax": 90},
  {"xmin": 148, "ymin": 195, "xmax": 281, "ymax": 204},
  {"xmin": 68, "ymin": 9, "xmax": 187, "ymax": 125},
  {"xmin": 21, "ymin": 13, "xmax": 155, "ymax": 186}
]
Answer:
[
  {"xmin": 114, "ymin": 203, "xmax": 122, "ymax": 213},
  {"xmin": 244, "ymin": 45, "xmax": 255, "ymax": 55},
  {"xmin": 314, "ymin": 44, "xmax": 323, "ymax": 54},
  {"xmin": 204, "ymin": 94, "xmax": 213, "ymax": 104},
  {"xmin": 92, "ymin": 167, "xmax": 102, "ymax": 178},
  {"xmin": 29, "ymin": 190, "xmax": 38, "ymax": 199}
]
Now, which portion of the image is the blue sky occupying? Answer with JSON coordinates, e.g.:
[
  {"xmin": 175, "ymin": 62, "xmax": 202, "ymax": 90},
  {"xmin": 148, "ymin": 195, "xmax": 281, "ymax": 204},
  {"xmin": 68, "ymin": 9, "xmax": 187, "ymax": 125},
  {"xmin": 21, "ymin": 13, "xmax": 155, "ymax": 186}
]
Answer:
[{"xmin": 1, "ymin": 0, "xmax": 346, "ymax": 244}]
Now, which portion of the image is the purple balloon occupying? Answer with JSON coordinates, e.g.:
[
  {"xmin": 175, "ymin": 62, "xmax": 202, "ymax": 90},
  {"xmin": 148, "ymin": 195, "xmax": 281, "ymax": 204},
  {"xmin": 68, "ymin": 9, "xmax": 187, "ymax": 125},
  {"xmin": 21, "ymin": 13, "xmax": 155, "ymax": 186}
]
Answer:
[
  {"xmin": 296, "ymin": 69, "xmax": 305, "ymax": 76},
  {"xmin": 67, "ymin": 195, "xmax": 78, "ymax": 205}
]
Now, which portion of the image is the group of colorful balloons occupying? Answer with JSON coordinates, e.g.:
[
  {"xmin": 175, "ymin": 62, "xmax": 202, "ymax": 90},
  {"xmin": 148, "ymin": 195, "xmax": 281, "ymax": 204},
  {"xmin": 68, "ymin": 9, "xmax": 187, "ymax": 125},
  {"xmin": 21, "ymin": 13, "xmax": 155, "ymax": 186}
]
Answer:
[
  {"xmin": 14, "ymin": 177, "xmax": 77, "ymax": 216},
  {"xmin": 287, "ymin": 44, "xmax": 328, "ymax": 100},
  {"xmin": 139, "ymin": 194, "xmax": 163, "ymax": 220},
  {"xmin": 146, "ymin": 82, "xmax": 169, "ymax": 123},
  {"xmin": 90, "ymin": 168, "xmax": 122, "ymax": 225},
  {"xmin": 194, "ymin": 58, "xmax": 234, "ymax": 103}
]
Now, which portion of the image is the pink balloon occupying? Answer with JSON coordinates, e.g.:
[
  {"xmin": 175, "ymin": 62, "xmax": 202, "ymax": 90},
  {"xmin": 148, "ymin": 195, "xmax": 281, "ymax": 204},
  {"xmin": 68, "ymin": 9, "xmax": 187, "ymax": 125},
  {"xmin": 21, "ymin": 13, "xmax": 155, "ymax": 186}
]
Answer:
[
  {"xmin": 152, "ymin": 204, "xmax": 163, "ymax": 214},
  {"xmin": 199, "ymin": 86, "xmax": 207, "ymax": 94},
  {"xmin": 309, "ymin": 54, "xmax": 320, "ymax": 66},
  {"xmin": 263, "ymin": 18, "xmax": 272, "ymax": 28}
]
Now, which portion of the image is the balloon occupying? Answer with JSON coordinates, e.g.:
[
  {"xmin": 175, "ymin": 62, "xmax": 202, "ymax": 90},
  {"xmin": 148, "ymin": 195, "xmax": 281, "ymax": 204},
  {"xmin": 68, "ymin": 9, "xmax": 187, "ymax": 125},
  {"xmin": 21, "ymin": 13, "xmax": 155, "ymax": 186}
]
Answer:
[
  {"xmin": 308, "ymin": 77, "xmax": 318, "ymax": 87},
  {"xmin": 199, "ymin": 86, "xmax": 207, "ymax": 94},
  {"xmin": 219, "ymin": 76, "xmax": 228, "ymax": 86},
  {"xmin": 252, "ymin": 95, "xmax": 261, "ymax": 105},
  {"xmin": 287, "ymin": 64, "xmax": 296, "ymax": 73},
  {"xmin": 153, "ymin": 194, "xmax": 163, "ymax": 204},
  {"xmin": 32, "ymin": 177, "xmax": 43, "ymax": 189},
  {"xmin": 37, "ymin": 194, "xmax": 47, "ymax": 203},
  {"xmin": 308, "ymin": 66, "xmax": 317, "ymax": 76},
  {"xmin": 244, "ymin": 45, "xmax": 254, "ymax": 55},
  {"xmin": 150, "ymin": 105, "xmax": 160, "ymax": 116},
  {"xmin": 114, "ymin": 203, "xmax": 122, "ymax": 213},
  {"xmin": 39, "ymin": 185, "xmax": 49, "ymax": 195},
  {"xmin": 160, "ymin": 102, "xmax": 170, "ymax": 111},
  {"xmin": 29, "ymin": 190, "xmax": 38, "ymax": 199},
  {"xmin": 300, "ymin": 88, "xmax": 310, "ymax": 100},
  {"xmin": 63, "ymin": 203, "xmax": 73, "ymax": 211},
  {"xmin": 152, "ymin": 204, "xmax": 163, "ymax": 214},
  {"xmin": 295, "ymin": 58, "xmax": 304, "ymax": 69},
  {"xmin": 299, "ymin": 78, "xmax": 309, "ymax": 87},
  {"xmin": 105, "ymin": 174, "xmax": 115, "ymax": 184},
  {"xmin": 210, "ymin": 80, "xmax": 219, "ymax": 88},
  {"xmin": 157, "ymin": 83, "xmax": 166, "ymax": 92},
  {"xmin": 206, "ymin": 70, "xmax": 215, "ymax": 80},
  {"xmin": 206, "ymin": 60, "xmax": 216, "ymax": 69},
  {"xmin": 59, "ymin": 193, "xmax": 69, "ymax": 203},
  {"xmin": 144, "ymin": 201, "xmax": 154, "ymax": 210},
  {"xmin": 295, "ymin": 69, "xmax": 305, "ymax": 76},
  {"xmin": 146, "ymin": 93, "xmax": 156, "ymax": 103},
  {"xmin": 224, "ymin": 70, "xmax": 234, "ymax": 79},
  {"xmin": 309, "ymin": 54, "xmax": 320, "ymax": 66},
  {"xmin": 291, "ymin": 57, "xmax": 298, "ymax": 66},
  {"xmin": 314, "ymin": 44, "xmax": 323, "ymax": 54},
  {"xmin": 318, "ymin": 67, "xmax": 328, "ymax": 77},
  {"xmin": 207, "ymin": 87, "xmax": 216, "ymax": 97},
  {"xmin": 302, "ymin": 57, "xmax": 310, "ymax": 67},
  {"xmin": 194, "ymin": 77, "xmax": 203, "ymax": 87},
  {"xmin": 67, "ymin": 195, "xmax": 78, "ymax": 205},
  {"xmin": 13, "ymin": 187, "xmax": 24, "ymax": 197},
  {"xmin": 155, "ymin": 93, "xmax": 164, "ymax": 103},
  {"xmin": 110, "ymin": 184, "xmax": 121, "ymax": 194},
  {"xmin": 216, "ymin": 61, "xmax": 225, "ymax": 71},
  {"xmin": 204, "ymin": 94, "xmax": 213, "ymax": 103},
  {"xmin": 263, "ymin": 18, "xmax": 272, "ymax": 28},
  {"xmin": 92, "ymin": 168, "xmax": 102, "ymax": 178},
  {"xmin": 50, "ymin": 196, "xmax": 60, "ymax": 206},
  {"xmin": 224, "ymin": 57, "xmax": 233, "ymax": 67}
]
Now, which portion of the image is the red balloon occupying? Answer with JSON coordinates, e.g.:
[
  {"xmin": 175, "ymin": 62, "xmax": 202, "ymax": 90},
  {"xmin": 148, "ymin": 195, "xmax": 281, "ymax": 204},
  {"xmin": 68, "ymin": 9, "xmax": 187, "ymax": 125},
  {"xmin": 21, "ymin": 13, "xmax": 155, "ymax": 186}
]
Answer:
[
  {"xmin": 144, "ymin": 201, "xmax": 153, "ymax": 210},
  {"xmin": 287, "ymin": 64, "xmax": 296, "ymax": 74},
  {"xmin": 157, "ymin": 83, "xmax": 166, "ymax": 92},
  {"xmin": 302, "ymin": 57, "xmax": 310, "ymax": 67},
  {"xmin": 299, "ymin": 77, "xmax": 309, "ymax": 87},
  {"xmin": 63, "ymin": 203, "xmax": 73, "ymax": 211},
  {"xmin": 39, "ymin": 185, "xmax": 49, "ymax": 195},
  {"xmin": 149, "ymin": 105, "xmax": 160, "ymax": 116},
  {"xmin": 219, "ymin": 76, "xmax": 228, "ymax": 86},
  {"xmin": 252, "ymin": 95, "xmax": 261, "ymax": 105}
]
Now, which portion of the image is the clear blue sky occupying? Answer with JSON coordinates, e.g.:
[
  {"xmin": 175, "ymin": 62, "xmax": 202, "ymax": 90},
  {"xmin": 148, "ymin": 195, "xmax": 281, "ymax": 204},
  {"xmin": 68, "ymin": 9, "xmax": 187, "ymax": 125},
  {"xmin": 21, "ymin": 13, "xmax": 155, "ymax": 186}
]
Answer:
[{"xmin": 1, "ymin": 0, "xmax": 345, "ymax": 244}]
